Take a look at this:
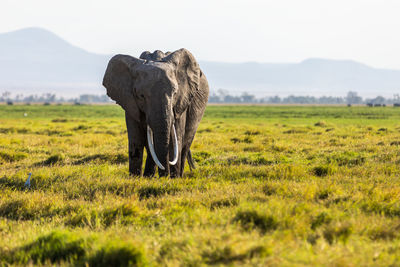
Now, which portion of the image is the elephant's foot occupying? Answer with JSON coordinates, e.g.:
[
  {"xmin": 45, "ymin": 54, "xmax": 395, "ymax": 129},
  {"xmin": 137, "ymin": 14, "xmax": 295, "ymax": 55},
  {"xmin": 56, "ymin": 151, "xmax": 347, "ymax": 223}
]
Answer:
[
  {"xmin": 143, "ymin": 169, "xmax": 156, "ymax": 177},
  {"xmin": 129, "ymin": 169, "xmax": 142, "ymax": 177},
  {"xmin": 128, "ymin": 144, "xmax": 144, "ymax": 177},
  {"xmin": 143, "ymin": 161, "xmax": 157, "ymax": 177},
  {"xmin": 158, "ymin": 166, "xmax": 171, "ymax": 177},
  {"xmin": 129, "ymin": 160, "xmax": 143, "ymax": 177},
  {"xmin": 170, "ymin": 164, "xmax": 182, "ymax": 178}
]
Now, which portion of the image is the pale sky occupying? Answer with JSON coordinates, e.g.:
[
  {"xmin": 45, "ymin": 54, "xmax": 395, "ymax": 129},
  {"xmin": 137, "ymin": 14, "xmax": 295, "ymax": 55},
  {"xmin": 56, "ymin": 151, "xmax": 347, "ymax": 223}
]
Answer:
[{"xmin": 1, "ymin": 0, "xmax": 400, "ymax": 69}]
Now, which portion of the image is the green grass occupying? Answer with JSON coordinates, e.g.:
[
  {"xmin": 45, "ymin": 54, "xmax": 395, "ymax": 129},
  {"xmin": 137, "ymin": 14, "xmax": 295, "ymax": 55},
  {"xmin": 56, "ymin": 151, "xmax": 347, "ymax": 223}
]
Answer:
[{"xmin": 2, "ymin": 104, "xmax": 400, "ymax": 265}]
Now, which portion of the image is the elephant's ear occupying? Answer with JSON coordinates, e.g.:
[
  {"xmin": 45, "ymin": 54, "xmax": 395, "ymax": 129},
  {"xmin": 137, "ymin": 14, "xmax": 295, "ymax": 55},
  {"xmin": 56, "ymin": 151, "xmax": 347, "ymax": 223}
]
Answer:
[
  {"xmin": 103, "ymin": 55, "xmax": 144, "ymax": 121},
  {"xmin": 164, "ymin": 49, "xmax": 200, "ymax": 116},
  {"xmin": 165, "ymin": 48, "xmax": 200, "ymax": 92}
]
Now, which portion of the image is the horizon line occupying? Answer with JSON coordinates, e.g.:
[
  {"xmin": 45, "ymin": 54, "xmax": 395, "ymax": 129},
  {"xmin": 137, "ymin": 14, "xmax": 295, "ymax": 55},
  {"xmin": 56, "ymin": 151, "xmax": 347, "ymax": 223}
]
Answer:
[{"xmin": 1, "ymin": 26, "xmax": 395, "ymax": 70}]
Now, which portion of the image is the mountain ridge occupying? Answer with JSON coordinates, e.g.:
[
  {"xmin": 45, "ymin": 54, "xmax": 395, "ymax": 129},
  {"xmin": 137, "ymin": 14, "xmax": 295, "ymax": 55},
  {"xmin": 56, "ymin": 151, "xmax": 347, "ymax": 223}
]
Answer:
[{"xmin": 0, "ymin": 27, "xmax": 399, "ymax": 97}]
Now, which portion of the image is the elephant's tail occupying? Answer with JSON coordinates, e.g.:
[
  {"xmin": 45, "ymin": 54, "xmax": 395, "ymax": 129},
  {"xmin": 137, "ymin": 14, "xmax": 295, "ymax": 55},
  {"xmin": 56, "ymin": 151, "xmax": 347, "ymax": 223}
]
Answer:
[{"xmin": 187, "ymin": 149, "xmax": 196, "ymax": 171}]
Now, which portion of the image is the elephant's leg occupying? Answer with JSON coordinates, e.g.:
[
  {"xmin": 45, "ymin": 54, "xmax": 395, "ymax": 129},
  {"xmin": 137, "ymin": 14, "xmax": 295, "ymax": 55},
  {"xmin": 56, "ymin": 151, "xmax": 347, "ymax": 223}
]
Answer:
[
  {"xmin": 169, "ymin": 150, "xmax": 180, "ymax": 178},
  {"xmin": 143, "ymin": 146, "xmax": 157, "ymax": 177},
  {"xmin": 180, "ymin": 130, "xmax": 197, "ymax": 177},
  {"xmin": 170, "ymin": 114, "xmax": 186, "ymax": 178},
  {"xmin": 181, "ymin": 83, "xmax": 208, "ymax": 175},
  {"xmin": 179, "ymin": 146, "xmax": 190, "ymax": 175},
  {"xmin": 129, "ymin": 142, "xmax": 143, "ymax": 176},
  {"xmin": 126, "ymin": 113, "xmax": 145, "ymax": 176}
]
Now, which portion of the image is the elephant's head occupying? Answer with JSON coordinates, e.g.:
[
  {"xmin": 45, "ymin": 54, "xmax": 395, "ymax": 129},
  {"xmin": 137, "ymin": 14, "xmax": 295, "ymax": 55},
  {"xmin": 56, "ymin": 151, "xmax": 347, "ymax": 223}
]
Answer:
[{"xmin": 102, "ymin": 49, "xmax": 200, "ymax": 173}]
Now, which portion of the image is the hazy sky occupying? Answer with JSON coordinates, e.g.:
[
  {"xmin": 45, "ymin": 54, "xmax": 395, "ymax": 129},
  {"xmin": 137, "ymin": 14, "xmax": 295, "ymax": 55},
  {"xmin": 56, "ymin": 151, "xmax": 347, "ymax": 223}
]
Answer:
[{"xmin": 1, "ymin": 0, "xmax": 400, "ymax": 69}]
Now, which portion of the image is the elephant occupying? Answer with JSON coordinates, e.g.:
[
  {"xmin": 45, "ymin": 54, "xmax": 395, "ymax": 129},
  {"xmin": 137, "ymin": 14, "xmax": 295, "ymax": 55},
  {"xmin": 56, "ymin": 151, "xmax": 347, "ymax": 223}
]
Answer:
[{"xmin": 103, "ymin": 48, "xmax": 209, "ymax": 177}]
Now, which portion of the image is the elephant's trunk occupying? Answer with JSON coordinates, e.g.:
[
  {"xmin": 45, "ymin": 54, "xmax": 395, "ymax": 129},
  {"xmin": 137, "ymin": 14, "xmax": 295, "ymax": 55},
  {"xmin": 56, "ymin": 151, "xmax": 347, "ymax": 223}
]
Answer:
[
  {"xmin": 147, "ymin": 125, "xmax": 165, "ymax": 170},
  {"xmin": 146, "ymin": 102, "xmax": 174, "ymax": 176},
  {"xmin": 152, "ymin": 122, "xmax": 170, "ymax": 176},
  {"xmin": 147, "ymin": 124, "xmax": 178, "ymax": 170}
]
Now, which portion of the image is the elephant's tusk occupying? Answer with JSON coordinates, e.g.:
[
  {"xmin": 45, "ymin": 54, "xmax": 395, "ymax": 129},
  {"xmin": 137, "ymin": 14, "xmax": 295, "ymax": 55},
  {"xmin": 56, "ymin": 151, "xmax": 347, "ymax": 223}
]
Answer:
[
  {"xmin": 169, "ymin": 124, "xmax": 179, "ymax": 165},
  {"xmin": 147, "ymin": 125, "xmax": 165, "ymax": 170}
]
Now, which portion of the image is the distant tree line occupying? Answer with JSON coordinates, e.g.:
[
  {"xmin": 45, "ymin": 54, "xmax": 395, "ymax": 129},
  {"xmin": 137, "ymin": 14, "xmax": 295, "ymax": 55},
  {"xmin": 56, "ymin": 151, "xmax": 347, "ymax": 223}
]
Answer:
[
  {"xmin": 0, "ymin": 92, "xmax": 111, "ymax": 104},
  {"xmin": 209, "ymin": 90, "xmax": 400, "ymax": 105},
  {"xmin": 2, "ymin": 90, "xmax": 400, "ymax": 105}
]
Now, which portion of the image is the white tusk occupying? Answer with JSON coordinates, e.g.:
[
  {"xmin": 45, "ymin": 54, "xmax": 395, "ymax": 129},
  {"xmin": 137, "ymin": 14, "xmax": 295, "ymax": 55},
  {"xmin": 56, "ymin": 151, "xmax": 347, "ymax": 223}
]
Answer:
[
  {"xmin": 147, "ymin": 125, "xmax": 165, "ymax": 170},
  {"xmin": 169, "ymin": 124, "xmax": 179, "ymax": 165}
]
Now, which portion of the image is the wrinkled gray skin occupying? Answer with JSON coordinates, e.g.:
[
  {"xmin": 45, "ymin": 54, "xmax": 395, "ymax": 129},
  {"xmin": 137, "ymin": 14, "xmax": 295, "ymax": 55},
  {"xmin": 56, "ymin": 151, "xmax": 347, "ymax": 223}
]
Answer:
[{"xmin": 103, "ymin": 49, "xmax": 209, "ymax": 177}]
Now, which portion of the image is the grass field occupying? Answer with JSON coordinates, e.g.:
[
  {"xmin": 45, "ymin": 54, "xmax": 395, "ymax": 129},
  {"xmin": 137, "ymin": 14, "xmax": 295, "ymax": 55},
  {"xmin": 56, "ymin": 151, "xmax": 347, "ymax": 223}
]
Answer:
[{"xmin": 1, "ymin": 104, "xmax": 400, "ymax": 266}]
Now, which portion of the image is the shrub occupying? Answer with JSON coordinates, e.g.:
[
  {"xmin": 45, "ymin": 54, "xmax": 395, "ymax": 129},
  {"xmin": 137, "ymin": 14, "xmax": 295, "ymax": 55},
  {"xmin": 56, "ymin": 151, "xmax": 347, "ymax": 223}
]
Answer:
[
  {"xmin": 243, "ymin": 136, "xmax": 253, "ymax": 143},
  {"xmin": 51, "ymin": 118, "xmax": 68, "ymax": 123},
  {"xmin": 263, "ymin": 184, "xmax": 277, "ymax": 196},
  {"xmin": 89, "ymin": 240, "xmax": 147, "ymax": 267},
  {"xmin": 67, "ymin": 209, "xmax": 101, "ymax": 228},
  {"xmin": 198, "ymin": 127, "xmax": 212, "ymax": 133},
  {"xmin": 192, "ymin": 151, "xmax": 211, "ymax": 164},
  {"xmin": 306, "ymin": 233, "xmax": 320, "ymax": 245},
  {"xmin": 311, "ymin": 212, "xmax": 332, "ymax": 230},
  {"xmin": 230, "ymin": 136, "xmax": 253, "ymax": 144},
  {"xmin": 244, "ymin": 130, "xmax": 261, "ymax": 135},
  {"xmin": 315, "ymin": 189, "xmax": 331, "ymax": 200},
  {"xmin": 13, "ymin": 230, "xmax": 91, "ymax": 264},
  {"xmin": 283, "ymin": 127, "xmax": 309, "ymax": 134},
  {"xmin": 233, "ymin": 210, "xmax": 278, "ymax": 233},
  {"xmin": 202, "ymin": 245, "xmax": 270, "ymax": 264},
  {"xmin": 137, "ymin": 185, "xmax": 180, "ymax": 200},
  {"xmin": 361, "ymin": 201, "xmax": 400, "ymax": 218},
  {"xmin": 230, "ymin": 137, "xmax": 241, "ymax": 143},
  {"xmin": 73, "ymin": 125, "xmax": 91, "ymax": 131},
  {"xmin": 16, "ymin": 128, "xmax": 30, "ymax": 134},
  {"xmin": 390, "ymin": 141, "xmax": 400, "ymax": 146},
  {"xmin": 67, "ymin": 204, "xmax": 139, "ymax": 228},
  {"xmin": 0, "ymin": 151, "xmax": 27, "ymax": 162},
  {"xmin": 210, "ymin": 197, "xmax": 239, "ymax": 210},
  {"xmin": 312, "ymin": 165, "xmax": 336, "ymax": 177},
  {"xmin": 0, "ymin": 127, "xmax": 16, "ymax": 134},
  {"xmin": 313, "ymin": 166, "xmax": 326, "ymax": 176},
  {"xmin": 271, "ymin": 144, "xmax": 288, "ymax": 152},
  {"xmin": 243, "ymin": 146, "xmax": 263, "ymax": 152},
  {"xmin": 226, "ymin": 155, "xmax": 268, "ymax": 166},
  {"xmin": 0, "ymin": 198, "xmax": 64, "ymax": 220},
  {"xmin": 102, "ymin": 203, "xmax": 139, "ymax": 226},
  {"xmin": 314, "ymin": 121, "xmax": 327, "ymax": 127},
  {"xmin": 270, "ymin": 164, "xmax": 306, "ymax": 180},
  {"xmin": 326, "ymin": 152, "xmax": 365, "ymax": 167},
  {"xmin": 158, "ymin": 239, "xmax": 191, "ymax": 261},
  {"xmin": 43, "ymin": 154, "xmax": 65, "ymax": 165},
  {"xmin": 368, "ymin": 225, "xmax": 400, "ymax": 241},
  {"xmin": 74, "ymin": 153, "xmax": 128, "ymax": 165},
  {"xmin": 323, "ymin": 223, "xmax": 352, "ymax": 244}
]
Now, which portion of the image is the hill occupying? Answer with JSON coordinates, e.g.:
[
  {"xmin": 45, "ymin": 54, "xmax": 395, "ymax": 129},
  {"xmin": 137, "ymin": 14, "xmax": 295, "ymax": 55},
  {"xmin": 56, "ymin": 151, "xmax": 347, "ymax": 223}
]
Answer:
[
  {"xmin": 0, "ymin": 27, "xmax": 110, "ymax": 96},
  {"xmin": 200, "ymin": 59, "xmax": 400, "ymax": 97},
  {"xmin": 1, "ymin": 27, "xmax": 400, "ymax": 97}
]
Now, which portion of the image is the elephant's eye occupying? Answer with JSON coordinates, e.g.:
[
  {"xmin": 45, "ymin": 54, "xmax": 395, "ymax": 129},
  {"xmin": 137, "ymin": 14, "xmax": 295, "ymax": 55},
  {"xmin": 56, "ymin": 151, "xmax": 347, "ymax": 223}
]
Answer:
[{"xmin": 135, "ymin": 89, "xmax": 144, "ymax": 99}]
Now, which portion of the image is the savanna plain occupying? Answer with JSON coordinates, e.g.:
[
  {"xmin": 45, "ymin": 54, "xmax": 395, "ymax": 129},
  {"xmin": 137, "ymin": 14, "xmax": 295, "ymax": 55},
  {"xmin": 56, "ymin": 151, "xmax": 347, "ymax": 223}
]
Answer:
[{"xmin": 1, "ymin": 104, "xmax": 400, "ymax": 266}]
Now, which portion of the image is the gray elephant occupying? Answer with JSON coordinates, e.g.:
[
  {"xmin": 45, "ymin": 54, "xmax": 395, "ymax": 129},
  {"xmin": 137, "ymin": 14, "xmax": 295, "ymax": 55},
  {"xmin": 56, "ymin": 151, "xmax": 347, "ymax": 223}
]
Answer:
[{"xmin": 103, "ymin": 48, "xmax": 209, "ymax": 177}]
